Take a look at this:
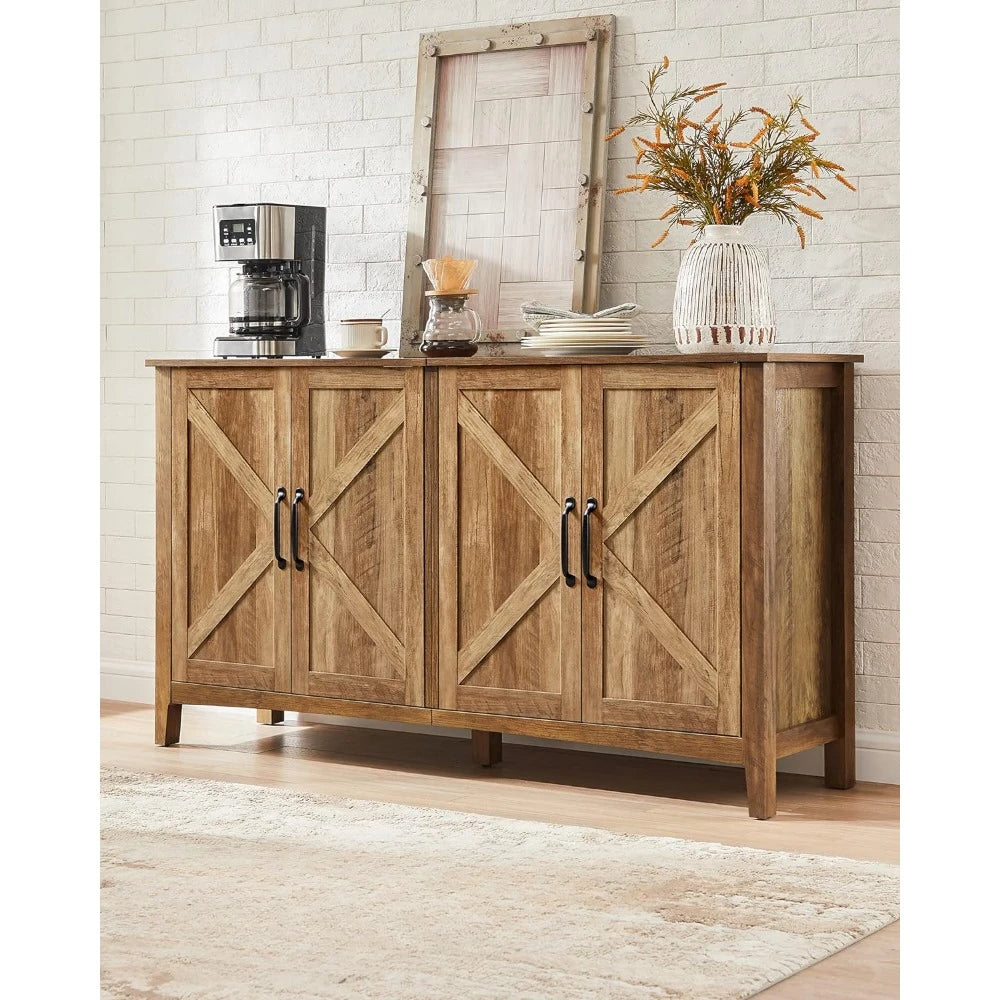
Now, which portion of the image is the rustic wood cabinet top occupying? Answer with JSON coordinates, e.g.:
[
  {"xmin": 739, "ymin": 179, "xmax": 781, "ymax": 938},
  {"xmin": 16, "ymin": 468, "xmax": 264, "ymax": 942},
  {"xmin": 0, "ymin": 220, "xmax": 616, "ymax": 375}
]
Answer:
[{"xmin": 147, "ymin": 353, "xmax": 862, "ymax": 368}]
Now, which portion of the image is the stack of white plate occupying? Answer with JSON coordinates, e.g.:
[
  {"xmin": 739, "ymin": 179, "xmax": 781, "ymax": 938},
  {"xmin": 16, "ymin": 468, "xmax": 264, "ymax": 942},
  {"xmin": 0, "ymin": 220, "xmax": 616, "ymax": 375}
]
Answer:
[{"xmin": 521, "ymin": 317, "xmax": 649, "ymax": 355}]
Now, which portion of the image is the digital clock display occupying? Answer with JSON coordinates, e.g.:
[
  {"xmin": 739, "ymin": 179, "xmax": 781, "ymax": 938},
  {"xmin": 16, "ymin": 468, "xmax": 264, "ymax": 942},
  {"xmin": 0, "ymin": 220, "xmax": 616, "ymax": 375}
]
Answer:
[{"xmin": 232, "ymin": 222, "xmax": 245, "ymax": 233}]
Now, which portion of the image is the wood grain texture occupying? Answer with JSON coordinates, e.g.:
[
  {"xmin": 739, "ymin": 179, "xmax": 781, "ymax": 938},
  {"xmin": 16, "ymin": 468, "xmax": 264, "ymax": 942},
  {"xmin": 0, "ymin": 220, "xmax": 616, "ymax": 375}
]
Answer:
[
  {"xmin": 777, "ymin": 716, "xmax": 841, "ymax": 758},
  {"xmin": 170, "ymin": 369, "xmax": 289, "ymax": 694},
  {"xmin": 169, "ymin": 684, "xmax": 432, "ymax": 725},
  {"xmin": 826, "ymin": 364, "xmax": 856, "ymax": 789},
  {"xmin": 257, "ymin": 709, "xmax": 284, "ymax": 725},
  {"xmin": 581, "ymin": 365, "xmax": 740, "ymax": 736},
  {"xmin": 423, "ymin": 369, "xmax": 440, "ymax": 709},
  {"xmin": 435, "ymin": 710, "xmax": 745, "ymax": 763},
  {"xmin": 435, "ymin": 54, "xmax": 477, "ymax": 148},
  {"xmin": 409, "ymin": 25, "xmax": 605, "ymax": 348},
  {"xmin": 471, "ymin": 729, "xmax": 503, "ymax": 766},
  {"xmin": 438, "ymin": 367, "xmax": 581, "ymax": 722},
  {"xmin": 291, "ymin": 369, "xmax": 424, "ymax": 707},
  {"xmin": 154, "ymin": 368, "xmax": 180, "ymax": 746},
  {"xmin": 741, "ymin": 363, "xmax": 778, "ymax": 819},
  {"xmin": 154, "ymin": 357, "xmax": 857, "ymax": 821},
  {"xmin": 773, "ymin": 381, "xmax": 838, "ymax": 731}
]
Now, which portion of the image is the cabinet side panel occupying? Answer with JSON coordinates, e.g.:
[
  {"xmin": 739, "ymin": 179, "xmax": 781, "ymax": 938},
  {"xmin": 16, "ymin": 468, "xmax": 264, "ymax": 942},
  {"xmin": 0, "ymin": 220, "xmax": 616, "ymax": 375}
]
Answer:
[
  {"xmin": 423, "ymin": 369, "xmax": 439, "ymax": 708},
  {"xmin": 773, "ymin": 373, "xmax": 840, "ymax": 730},
  {"xmin": 155, "ymin": 369, "xmax": 173, "ymax": 721}
]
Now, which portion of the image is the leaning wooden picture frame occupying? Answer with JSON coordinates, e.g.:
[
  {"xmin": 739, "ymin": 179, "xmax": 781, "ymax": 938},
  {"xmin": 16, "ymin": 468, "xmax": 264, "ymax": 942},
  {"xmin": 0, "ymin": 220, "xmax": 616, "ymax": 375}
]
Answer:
[{"xmin": 399, "ymin": 15, "xmax": 615, "ymax": 356}]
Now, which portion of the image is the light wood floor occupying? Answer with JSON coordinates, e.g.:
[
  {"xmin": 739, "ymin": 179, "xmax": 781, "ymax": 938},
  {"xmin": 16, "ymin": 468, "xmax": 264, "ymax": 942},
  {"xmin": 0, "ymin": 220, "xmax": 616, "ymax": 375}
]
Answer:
[{"xmin": 101, "ymin": 701, "xmax": 899, "ymax": 998}]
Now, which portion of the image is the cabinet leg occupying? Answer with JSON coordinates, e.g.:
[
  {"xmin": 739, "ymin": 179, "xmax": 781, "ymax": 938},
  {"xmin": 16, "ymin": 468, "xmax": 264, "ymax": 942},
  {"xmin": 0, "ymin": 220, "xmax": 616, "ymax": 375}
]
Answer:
[
  {"xmin": 824, "ymin": 732, "xmax": 856, "ymax": 789},
  {"xmin": 744, "ymin": 736, "xmax": 777, "ymax": 820},
  {"xmin": 471, "ymin": 730, "xmax": 502, "ymax": 767},
  {"xmin": 257, "ymin": 709, "xmax": 285, "ymax": 725},
  {"xmin": 155, "ymin": 703, "xmax": 182, "ymax": 747}
]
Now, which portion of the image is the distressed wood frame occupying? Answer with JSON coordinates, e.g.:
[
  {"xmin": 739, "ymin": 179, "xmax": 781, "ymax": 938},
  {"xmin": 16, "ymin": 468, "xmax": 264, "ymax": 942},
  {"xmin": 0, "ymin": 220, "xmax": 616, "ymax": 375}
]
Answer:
[{"xmin": 399, "ymin": 15, "xmax": 616, "ymax": 357}]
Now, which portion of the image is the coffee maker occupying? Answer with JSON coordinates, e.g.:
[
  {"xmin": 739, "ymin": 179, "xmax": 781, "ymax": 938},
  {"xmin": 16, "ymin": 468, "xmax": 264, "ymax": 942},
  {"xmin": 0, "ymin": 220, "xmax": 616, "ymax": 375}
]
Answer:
[{"xmin": 212, "ymin": 203, "xmax": 326, "ymax": 358}]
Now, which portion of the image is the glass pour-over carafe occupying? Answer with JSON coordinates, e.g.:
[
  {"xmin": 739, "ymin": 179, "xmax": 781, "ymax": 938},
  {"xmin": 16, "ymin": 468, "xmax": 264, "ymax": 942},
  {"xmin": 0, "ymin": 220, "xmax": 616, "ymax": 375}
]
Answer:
[{"xmin": 420, "ymin": 291, "xmax": 483, "ymax": 357}]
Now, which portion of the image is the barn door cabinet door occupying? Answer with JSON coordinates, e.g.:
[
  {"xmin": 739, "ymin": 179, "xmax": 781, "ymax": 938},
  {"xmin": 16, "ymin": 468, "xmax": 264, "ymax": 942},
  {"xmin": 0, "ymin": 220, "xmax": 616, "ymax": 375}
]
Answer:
[
  {"xmin": 437, "ymin": 367, "xmax": 581, "ymax": 721},
  {"xmin": 290, "ymin": 369, "xmax": 424, "ymax": 707},
  {"xmin": 580, "ymin": 365, "xmax": 741, "ymax": 735},
  {"xmin": 170, "ymin": 369, "xmax": 292, "ymax": 693}
]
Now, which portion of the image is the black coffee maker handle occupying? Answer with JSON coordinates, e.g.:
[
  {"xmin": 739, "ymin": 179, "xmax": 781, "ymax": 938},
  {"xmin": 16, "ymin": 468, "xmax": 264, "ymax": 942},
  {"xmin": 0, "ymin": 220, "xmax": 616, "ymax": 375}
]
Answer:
[{"xmin": 292, "ymin": 271, "xmax": 310, "ymax": 328}]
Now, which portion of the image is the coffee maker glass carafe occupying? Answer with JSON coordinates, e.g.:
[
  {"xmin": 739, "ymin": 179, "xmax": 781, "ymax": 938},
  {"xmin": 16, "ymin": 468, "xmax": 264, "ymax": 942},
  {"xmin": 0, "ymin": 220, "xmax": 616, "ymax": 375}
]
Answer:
[{"xmin": 227, "ymin": 261, "xmax": 310, "ymax": 337}]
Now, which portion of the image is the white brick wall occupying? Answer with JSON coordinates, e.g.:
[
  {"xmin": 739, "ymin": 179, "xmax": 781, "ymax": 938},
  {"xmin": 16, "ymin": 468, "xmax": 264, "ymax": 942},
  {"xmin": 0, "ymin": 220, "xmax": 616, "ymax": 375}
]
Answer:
[{"xmin": 101, "ymin": 0, "xmax": 900, "ymax": 733}]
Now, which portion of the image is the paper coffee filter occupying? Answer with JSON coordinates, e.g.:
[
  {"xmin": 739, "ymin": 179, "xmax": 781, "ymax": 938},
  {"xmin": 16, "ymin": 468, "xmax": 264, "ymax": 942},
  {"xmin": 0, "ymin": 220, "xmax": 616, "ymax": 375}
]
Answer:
[{"xmin": 422, "ymin": 256, "xmax": 477, "ymax": 292}]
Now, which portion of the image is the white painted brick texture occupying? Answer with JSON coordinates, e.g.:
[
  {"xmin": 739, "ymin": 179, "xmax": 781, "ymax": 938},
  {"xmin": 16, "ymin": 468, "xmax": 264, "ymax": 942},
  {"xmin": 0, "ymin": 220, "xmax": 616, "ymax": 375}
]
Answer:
[{"xmin": 101, "ymin": 0, "xmax": 900, "ymax": 732}]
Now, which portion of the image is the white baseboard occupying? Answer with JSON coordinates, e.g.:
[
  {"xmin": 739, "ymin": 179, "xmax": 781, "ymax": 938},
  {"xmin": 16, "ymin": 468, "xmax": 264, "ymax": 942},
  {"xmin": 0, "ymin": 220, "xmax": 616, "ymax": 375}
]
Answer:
[{"xmin": 102, "ymin": 659, "xmax": 899, "ymax": 785}]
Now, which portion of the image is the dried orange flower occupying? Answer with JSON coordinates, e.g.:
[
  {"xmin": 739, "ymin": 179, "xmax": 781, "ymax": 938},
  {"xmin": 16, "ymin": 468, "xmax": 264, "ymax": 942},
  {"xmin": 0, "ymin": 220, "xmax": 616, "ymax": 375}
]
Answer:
[
  {"xmin": 604, "ymin": 125, "xmax": 626, "ymax": 142},
  {"xmin": 796, "ymin": 203, "xmax": 824, "ymax": 220},
  {"xmin": 796, "ymin": 224, "xmax": 806, "ymax": 249},
  {"xmin": 651, "ymin": 228, "xmax": 671, "ymax": 248},
  {"xmin": 602, "ymin": 57, "xmax": 849, "ymax": 240}
]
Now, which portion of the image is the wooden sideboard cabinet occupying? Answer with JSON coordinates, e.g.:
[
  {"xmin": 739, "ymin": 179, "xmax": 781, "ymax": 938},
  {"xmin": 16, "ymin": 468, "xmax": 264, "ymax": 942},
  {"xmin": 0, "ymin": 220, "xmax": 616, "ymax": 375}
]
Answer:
[{"xmin": 151, "ymin": 355, "xmax": 858, "ymax": 819}]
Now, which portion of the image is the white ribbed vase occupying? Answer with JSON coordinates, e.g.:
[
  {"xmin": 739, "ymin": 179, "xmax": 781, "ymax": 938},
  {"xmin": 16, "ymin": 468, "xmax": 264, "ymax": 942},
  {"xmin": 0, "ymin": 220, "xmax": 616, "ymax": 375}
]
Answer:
[{"xmin": 673, "ymin": 224, "xmax": 775, "ymax": 352}]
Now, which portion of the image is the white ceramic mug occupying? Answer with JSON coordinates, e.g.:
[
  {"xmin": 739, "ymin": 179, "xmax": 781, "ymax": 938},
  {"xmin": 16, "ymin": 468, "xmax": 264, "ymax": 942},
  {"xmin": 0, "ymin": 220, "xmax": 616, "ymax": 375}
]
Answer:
[{"xmin": 338, "ymin": 318, "xmax": 388, "ymax": 350}]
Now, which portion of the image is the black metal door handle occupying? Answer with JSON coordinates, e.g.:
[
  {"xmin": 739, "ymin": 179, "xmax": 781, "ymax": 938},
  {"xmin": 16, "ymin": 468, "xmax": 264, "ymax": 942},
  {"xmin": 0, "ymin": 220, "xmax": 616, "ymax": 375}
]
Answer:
[
  {"xmin": 561, "ymin": 498, "xmax": 576, "ymax": 588},
  {"xmin": 273, "ymin": 487, "xmax": 287, "ymax": 570},
  {"xmin": 582, "ymin": 497, "xmax": 598, "ymax": 589},
  {"xmin": 290, "ymin": 488, "xmax": 305, "ymax": 570}
]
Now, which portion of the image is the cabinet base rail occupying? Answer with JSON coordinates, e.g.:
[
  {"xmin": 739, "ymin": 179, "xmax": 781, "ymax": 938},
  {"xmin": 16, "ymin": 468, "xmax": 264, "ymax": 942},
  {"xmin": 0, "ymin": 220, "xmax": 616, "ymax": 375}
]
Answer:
[{"xmin": 161, "ymin": 683, "xmax": 851, "ymax": 819}]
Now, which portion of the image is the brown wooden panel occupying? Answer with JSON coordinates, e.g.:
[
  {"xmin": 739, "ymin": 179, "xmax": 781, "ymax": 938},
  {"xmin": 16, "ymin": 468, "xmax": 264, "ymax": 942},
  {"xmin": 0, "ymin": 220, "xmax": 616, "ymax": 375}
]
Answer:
[
  {"xmin": 582, "ymin": 365, "xmax": 740, "ymax": 735},
  {"xmin": 155, "ymin": 368, "xmax": 179, "ymax": 746},
  {"xmin": 172, "ymin": 682, "xmax": 433, "ymax": 725},
  {"xmin": 741, "ymin": 363, "xmax": 777, "ymax": 819},
  {"xmin": 170, "ymin": 369, "xmax": 290, "ymax": 693},
  {"xmin": 827, "ymin": 365, "xmax": 856, "ymax": 788},
  {"xmin": 438, "ymin": 366, "xmax": 581, "ymax": 722},
  {"xmin": 433, "ymin": 710, "xmax": 746, "ymax": 764},
  {"xmin": 291, "ymin": 369, "xmax": 424, "ymax": 706},
  {"xmin": 776, "ymin": 716, "xmax": 842, "ymax": 758},
  {"xmin": 772, "ymin": 385, "xmax": 839, "ymax": 730}
]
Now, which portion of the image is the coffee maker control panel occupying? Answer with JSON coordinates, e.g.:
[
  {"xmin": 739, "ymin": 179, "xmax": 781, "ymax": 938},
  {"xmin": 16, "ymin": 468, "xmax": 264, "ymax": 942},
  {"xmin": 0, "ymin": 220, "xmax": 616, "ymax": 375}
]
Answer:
[{"xmin": 219, "ymin": 218, "xmax": 256, "ymax": 247}]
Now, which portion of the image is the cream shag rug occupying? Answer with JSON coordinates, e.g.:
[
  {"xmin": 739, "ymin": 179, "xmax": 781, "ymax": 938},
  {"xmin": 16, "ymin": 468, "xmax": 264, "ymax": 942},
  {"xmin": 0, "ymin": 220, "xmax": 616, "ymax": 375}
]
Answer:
[{"xmin": 101, "ymin": 768, "xmax": 898, "ymax": 1000}]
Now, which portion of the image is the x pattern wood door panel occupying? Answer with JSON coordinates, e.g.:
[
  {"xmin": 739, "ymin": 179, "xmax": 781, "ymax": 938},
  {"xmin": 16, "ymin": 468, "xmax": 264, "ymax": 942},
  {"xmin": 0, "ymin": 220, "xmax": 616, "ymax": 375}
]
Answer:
[
  {"xmin": 429, "ymin": 45, "xmax": 587, "ymax": 335},
  {"xmin": 582, "ymin": 367, "xmax": 741, "ymax": 735},
  {"xmin": 171, "ymin": 371, "xmax": 290, "ymax": 692},
  {"xmin": 291, "ymin": 371, "xmax": 424, "ymax": 706},
  {"xmin": 439, "ymin": 368, "xmax": 581, "ymax": 721}
]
